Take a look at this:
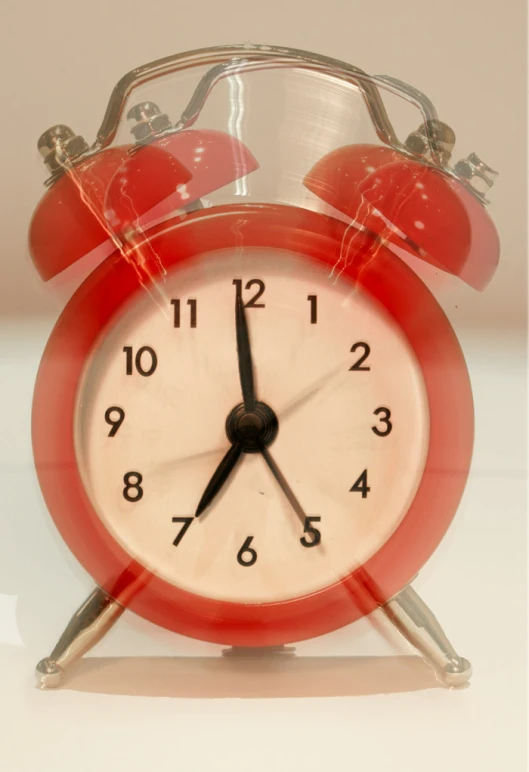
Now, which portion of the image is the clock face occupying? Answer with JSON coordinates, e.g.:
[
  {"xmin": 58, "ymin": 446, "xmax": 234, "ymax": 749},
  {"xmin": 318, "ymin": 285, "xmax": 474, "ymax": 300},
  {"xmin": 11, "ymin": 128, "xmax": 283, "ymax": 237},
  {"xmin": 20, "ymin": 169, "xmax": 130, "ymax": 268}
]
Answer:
[{"xmin": 74, "ymin": 247, "xmax": 429, "ymax": 605}]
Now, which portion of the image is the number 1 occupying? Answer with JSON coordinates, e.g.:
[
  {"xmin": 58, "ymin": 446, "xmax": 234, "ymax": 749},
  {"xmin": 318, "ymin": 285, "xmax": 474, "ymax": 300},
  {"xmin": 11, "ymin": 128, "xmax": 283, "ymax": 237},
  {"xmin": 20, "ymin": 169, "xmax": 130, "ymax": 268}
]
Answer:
[{"xmin": 307, "ymin": 295, "xmax": 317, "ymax": 324}]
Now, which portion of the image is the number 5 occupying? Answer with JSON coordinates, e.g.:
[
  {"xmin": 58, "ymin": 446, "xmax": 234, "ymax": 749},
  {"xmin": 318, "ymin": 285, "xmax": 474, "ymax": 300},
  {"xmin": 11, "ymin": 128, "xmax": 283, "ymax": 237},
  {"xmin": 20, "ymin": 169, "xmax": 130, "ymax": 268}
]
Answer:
[{"xmin": 300, "ymin": 516, "xmax": 321, "ymax": 548}]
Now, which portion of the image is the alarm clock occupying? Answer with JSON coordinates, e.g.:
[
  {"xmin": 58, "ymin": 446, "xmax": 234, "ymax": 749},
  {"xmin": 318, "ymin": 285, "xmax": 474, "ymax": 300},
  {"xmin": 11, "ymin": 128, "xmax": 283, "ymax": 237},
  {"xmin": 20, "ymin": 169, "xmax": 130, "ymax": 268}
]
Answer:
[{"xmin": 29, "ymin": 45, "xmax": 499, "ymax": 689}]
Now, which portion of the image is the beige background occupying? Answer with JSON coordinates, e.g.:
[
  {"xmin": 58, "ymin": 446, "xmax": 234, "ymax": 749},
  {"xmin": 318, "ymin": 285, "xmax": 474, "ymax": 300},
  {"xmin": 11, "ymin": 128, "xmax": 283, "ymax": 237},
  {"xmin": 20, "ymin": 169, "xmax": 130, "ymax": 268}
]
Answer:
[
  {"xmin": 0, "ymin": 2, "xmax": 526, "ymax": 772},
  {"xmin": 0, "ymin": 0, "xmax": 526, "ymax": 332}
]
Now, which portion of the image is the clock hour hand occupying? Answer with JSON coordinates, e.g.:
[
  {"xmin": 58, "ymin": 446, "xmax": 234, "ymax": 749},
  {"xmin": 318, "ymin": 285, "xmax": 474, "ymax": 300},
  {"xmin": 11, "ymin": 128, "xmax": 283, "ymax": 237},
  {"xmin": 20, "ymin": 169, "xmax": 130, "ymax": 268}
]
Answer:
[
  {"xmin": 259, "ymin": 445, "xmax": 306, "ymax": 526},
  {"xmin": 235, "ymin": 291, "xmax": 257, "ymax": 412},
  {"xmin": 195, "ymin": 442, "xmax": 243, "ymax": 517},
  {"xmin": 195, "ymin": 293, "xmax": 261, "ymax": 517}
]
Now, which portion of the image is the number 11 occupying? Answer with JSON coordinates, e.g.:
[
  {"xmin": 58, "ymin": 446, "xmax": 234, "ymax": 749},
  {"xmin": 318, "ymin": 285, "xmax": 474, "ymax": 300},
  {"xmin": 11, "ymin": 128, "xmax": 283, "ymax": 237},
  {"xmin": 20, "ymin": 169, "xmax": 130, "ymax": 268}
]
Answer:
[{"xmin": 171, "ymin": 298, "xmax": 197, "ymax": 328}]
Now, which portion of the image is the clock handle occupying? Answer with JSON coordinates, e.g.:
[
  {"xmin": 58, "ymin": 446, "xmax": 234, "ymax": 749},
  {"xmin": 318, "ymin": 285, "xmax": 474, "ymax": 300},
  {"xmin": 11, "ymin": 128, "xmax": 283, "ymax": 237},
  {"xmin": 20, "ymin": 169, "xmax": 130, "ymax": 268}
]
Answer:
[
  {"xmin": 383, "ymin": 584, "xmax": 472, "ymax": 687},
  {"xmin": 94, "ymin": 47, "xmax": 398, "ymax": 153},
  {"xmin": 35, "ymin": 587, "xmax": 124, "ymax": 689}
]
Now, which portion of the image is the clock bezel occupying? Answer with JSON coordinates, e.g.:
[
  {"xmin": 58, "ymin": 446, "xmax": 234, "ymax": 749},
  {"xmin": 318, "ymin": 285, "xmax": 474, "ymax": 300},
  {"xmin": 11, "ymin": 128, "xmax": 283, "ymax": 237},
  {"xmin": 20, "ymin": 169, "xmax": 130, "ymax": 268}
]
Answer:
[{"xmin": 32, "ymin": 204, "xmax": 474, "ymax": 646}]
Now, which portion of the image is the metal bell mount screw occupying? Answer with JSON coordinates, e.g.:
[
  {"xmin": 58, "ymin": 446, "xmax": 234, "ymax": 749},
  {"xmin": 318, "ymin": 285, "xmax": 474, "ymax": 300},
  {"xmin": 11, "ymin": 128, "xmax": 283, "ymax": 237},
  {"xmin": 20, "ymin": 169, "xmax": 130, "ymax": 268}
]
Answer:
[
  {"xmin": 453, "ymin": 152, "xmax": 498, "ymax": 197},
  {"xmin": 405, "ymin": 119, "xmax": 456, "ymax": 166},
  {"xmin": 127, "ymin": 102, "xmax": 172, "ymax": 143},
  {"xmin": 37, "ymin": 125, "xmax": 89, "ymax": 180}
]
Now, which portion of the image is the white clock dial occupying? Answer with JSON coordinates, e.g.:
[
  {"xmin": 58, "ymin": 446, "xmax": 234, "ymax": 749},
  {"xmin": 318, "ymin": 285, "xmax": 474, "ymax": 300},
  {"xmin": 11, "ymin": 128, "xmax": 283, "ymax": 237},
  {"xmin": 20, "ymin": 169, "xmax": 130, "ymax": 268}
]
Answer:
[{"xmin": 75, "ymin": 248, "xmax": 429, "ymax": 604}]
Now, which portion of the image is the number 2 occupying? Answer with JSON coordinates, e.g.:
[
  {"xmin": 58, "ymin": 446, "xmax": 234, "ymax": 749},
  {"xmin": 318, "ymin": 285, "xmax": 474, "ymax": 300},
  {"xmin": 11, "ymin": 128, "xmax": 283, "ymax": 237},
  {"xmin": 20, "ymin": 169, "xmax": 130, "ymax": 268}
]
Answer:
[{"xmin": 349, "ymin": 342, "xmax": 371, "ymax": 371}]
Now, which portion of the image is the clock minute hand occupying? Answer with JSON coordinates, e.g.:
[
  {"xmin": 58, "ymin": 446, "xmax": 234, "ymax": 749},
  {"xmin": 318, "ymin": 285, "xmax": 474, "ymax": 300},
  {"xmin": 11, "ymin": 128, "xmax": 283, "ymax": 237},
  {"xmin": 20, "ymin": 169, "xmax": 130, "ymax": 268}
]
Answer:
[
  {"xmin": 235, "ymin": 292, "xmax": 257, "ymax": 412},
  {"xmin": 259, "ymin": 445, "xmax": 306, "ymax": 526},
  {"xmin": 195, "ymin": 442, "xmax": 243, "ymax": 517}
]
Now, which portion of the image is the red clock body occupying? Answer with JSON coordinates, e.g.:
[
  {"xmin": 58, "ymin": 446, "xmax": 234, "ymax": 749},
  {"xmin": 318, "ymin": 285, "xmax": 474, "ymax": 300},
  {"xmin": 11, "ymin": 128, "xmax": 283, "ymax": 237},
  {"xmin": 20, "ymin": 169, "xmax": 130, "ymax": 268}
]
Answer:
[{"xmin": 32, "ymin": 205, "xmax": 473, "ymax": 646}]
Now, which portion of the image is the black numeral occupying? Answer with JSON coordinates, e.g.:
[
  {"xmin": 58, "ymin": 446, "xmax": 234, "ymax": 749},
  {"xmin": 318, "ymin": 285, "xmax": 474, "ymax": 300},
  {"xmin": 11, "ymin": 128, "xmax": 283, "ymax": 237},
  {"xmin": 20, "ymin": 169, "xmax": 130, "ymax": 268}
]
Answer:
[
  {"xmin": 123, "ymin": 471, "xmax": 143, "ymax": 502},
  {"xmin": 349, "ymin": 342, "xmax": 371, "ymax": 371},
  {"xmin": 123, "ymin": 346, "xmax": 158, "ymax": 376},
  {"xmin": 300, "ymin": 516, "xmax": 321, "ymax": 548},
  {"xmin": 307, "ymin": 295, "xmax": 317, "ymax": 324},
  {"xmin": 350, "ymin": 469, "xmax": 370, "ymax": 498},
  {"xmin": 372, "ymin": 407, "xmax": 392, "ymax": 437},
  {"xmin": 171, "ymin": 298, "xmax": 197, "ymax": 328},
  {"xmin": 105, "ymin": 406, "xmax": 125, "ymax": 437},
  {"xmin": 237, "ymin": 536, "xmax": 257, "ymax": 566},
  {"xmin": 171, "ymin": 517, "xmax": 193, "ymax": 547},
  {"xmin": 233, "ymin": 279, "xmax": 266, "ymax": 308}
]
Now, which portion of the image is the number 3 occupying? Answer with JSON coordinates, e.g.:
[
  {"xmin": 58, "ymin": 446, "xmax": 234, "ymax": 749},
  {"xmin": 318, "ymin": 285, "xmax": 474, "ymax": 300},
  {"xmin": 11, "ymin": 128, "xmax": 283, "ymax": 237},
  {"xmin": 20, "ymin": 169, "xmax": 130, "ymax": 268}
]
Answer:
[{"xmin": 372, "ymin": 407, "xmax": 392, "ymax": 437}]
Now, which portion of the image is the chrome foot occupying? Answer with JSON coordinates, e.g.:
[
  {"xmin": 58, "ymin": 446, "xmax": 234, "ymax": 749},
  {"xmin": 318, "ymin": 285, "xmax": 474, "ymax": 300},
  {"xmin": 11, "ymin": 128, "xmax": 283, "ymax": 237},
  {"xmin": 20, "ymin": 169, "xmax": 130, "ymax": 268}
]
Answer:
[
  {"xmin": 383, "ymin": 584, "xmax": 471, "ymax": 687},
  {"xmin": 442, "ymin": 656, "xmax": 472, "ymax": 687},
  {"xmin": 35, "ymin": 586, "xmax": 124, "ymax": 689},
  {"xmin": 36, "ymin": 658, "xmax": 63, "ymax": 689}
]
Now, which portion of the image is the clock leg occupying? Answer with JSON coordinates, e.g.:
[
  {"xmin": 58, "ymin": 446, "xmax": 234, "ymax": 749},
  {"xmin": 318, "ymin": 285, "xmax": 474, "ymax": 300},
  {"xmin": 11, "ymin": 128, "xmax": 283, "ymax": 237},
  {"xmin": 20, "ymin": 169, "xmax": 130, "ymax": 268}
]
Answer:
[
  {"xmin": 35, "ymin": 587, "xmax": 124, "ymax": 689},
  {"xmin": 383, "ymin": 584, "xmax": 472, "ymax": 687}
]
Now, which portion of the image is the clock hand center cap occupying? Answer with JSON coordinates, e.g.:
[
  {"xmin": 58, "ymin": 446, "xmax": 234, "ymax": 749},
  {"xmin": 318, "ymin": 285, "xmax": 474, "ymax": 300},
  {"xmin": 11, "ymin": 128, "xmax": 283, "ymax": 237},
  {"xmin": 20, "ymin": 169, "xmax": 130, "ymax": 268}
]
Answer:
[{"xmin": 226, "ymin": 401, "xmax": 279, "ymax": 453}]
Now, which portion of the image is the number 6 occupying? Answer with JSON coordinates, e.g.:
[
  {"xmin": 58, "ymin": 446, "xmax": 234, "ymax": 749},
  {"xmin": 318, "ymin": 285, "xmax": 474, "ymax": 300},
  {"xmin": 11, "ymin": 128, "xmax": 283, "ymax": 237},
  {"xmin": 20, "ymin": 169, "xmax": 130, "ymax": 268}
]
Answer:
[{"xmin": 237, "ymin": 536, "xmax": 257, "ymax": 566}]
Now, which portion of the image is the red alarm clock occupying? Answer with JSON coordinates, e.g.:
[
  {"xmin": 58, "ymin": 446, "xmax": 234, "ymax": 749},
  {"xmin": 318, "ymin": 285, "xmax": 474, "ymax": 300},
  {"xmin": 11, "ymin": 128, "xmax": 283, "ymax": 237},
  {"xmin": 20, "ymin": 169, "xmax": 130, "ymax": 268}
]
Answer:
[{"xmin": 29, "ymin": 45, "xmax": 499, "ymax": 689}]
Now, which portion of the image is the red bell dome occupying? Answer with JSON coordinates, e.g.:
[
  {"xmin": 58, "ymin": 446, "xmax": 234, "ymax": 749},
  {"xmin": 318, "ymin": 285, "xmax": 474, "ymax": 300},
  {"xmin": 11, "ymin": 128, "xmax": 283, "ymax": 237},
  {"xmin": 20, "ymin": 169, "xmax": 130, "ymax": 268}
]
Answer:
[
  {"xmin": 304, "ymin": 144, "xmax": 499, "ymax": 290},
  {"xmin": 30, "ymin": 130, "xmax": 259, "ymax": 282}
]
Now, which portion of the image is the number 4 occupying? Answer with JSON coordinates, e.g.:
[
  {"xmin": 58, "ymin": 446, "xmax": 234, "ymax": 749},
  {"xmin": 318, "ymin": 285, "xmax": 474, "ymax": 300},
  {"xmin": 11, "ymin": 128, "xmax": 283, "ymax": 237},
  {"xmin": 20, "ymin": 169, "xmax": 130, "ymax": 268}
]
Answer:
[{"xmin": 350, "ymin": 469, "xmax": 370, "ymax": 498}]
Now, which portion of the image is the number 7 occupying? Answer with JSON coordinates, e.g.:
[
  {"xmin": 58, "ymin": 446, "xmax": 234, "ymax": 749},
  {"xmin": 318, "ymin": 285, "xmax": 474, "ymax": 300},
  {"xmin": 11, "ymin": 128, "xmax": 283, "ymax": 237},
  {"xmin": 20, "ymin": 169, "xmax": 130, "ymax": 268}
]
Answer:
[{"xmin": 171, "ymin": 517, "xmax": 193, "ymax": 547}]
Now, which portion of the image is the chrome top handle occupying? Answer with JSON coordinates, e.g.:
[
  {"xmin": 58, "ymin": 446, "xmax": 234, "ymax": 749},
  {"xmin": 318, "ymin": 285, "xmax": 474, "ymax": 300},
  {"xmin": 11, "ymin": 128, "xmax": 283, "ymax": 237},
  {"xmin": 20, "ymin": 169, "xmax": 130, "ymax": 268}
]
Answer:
[{"xmin": 93, "ymin": 44, "xmax": 441, "ymax": 162}]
